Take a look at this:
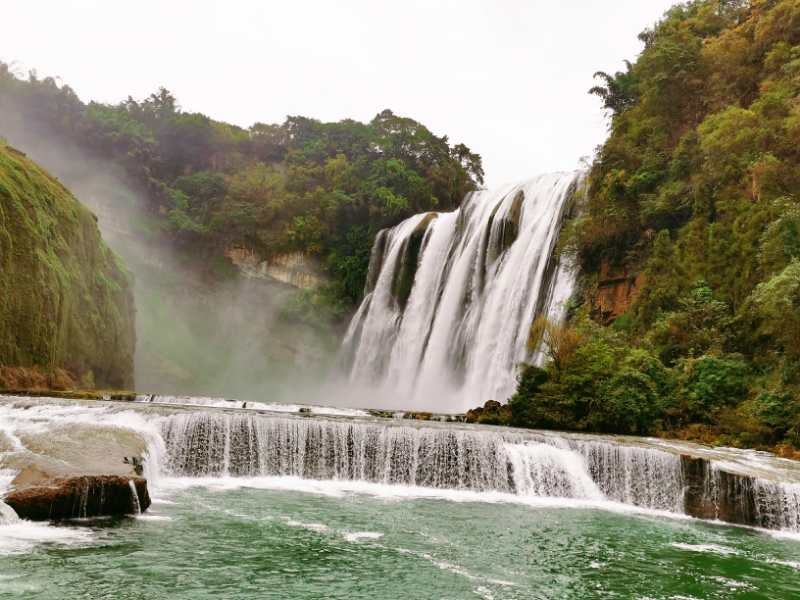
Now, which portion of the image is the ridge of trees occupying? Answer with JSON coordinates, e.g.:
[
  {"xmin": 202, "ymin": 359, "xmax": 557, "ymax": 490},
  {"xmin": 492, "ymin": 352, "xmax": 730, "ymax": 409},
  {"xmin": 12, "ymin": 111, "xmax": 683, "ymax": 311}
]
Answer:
[{"xmin": 0, "ymin": 64, "xmax": 483, "ymax": 309}]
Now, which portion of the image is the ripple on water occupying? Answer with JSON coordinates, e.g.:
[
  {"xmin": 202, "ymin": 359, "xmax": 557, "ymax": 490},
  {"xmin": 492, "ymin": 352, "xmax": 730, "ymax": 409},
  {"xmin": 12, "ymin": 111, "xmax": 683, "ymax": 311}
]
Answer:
[{"xmin": 670, "ymin": 542, "xmax": 741, "ymax": 556}]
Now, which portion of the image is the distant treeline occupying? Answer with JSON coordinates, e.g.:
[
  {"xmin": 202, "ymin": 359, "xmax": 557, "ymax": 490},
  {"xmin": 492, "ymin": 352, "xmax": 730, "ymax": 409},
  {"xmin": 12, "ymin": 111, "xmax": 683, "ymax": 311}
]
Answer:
[{"xmin": 0, "ymin": 64, "xmax": 483, "ymax": 313}]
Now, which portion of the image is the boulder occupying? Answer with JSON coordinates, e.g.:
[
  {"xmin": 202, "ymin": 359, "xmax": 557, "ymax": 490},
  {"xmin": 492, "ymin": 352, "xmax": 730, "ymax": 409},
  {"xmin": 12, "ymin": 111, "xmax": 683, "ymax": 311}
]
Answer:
[
  {"xmin": 466, "ymin": 400, "xmax": 510, "ymax": 425},
  {"xmin": 5, "ymin": 475, "xmax": 150, "ymax": 521}
]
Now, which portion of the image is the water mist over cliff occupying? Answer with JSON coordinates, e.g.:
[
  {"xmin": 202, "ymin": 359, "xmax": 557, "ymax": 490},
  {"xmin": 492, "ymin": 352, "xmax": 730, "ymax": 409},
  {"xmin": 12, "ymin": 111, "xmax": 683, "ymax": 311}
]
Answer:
[
  {"xmin": 0, "ymin": 100, "xmax": 332, "ymax": 400},
  {"xmin": 343, "ymin": 172, "xmax": 582, "ymax": 412}
]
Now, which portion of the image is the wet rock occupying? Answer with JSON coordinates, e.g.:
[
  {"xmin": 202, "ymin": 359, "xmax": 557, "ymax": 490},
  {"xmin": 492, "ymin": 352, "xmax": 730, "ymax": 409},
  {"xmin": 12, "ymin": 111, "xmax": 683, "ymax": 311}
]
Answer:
[
  {"xmin": 465, "ymin": 406, "xmax": 484, "ymax": 423},
  {"xmin": 366, "ymin": 409, "xmax": 395, "ymax": 419},
  {"xmin": 5, "ymin": 475, "xmax": 150, "ymax": 521},
  {"xmin": 593, "ymin": 260, "xmax": 645, "ymax": 323},
  {"xmin": 465, "ymin": 400, "xmax": 511, "ymax": 425},
  {"xmin": 681, "ymin": 456, "xmax": 757, "ymax": 526},
  {"xmin": 391, "ymin": 213, "xmax": 437, "ymax": 308}
]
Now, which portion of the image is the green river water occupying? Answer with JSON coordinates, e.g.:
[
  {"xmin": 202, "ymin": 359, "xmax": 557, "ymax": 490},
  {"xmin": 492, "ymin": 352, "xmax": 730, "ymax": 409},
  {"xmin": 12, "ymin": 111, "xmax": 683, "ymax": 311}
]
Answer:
[{"xmin": 1, "ymin": 480, "xmax": 799, "ymax": 599}]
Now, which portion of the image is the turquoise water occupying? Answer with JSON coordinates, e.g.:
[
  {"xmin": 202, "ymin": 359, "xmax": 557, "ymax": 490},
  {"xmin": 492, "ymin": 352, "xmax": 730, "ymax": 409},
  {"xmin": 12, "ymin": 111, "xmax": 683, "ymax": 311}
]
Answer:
[{"xmin": 1, "ymin": 480, "xmax": 799, "ymax": 599}]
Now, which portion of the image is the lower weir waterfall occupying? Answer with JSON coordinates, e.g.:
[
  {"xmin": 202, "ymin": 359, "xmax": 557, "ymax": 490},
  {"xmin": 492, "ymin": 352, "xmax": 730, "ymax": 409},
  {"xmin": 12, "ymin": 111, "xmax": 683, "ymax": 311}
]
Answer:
[
  {"xmin": 2, "ymin": 397, "xmax": 800, "ymax": 535},
  {"xmin": 342, "ymin": 172, "xmax": 582, "ymax": 411},
  {"xmin": 148, "ymin": 403, "xmax": 800, "ymax": 531}
]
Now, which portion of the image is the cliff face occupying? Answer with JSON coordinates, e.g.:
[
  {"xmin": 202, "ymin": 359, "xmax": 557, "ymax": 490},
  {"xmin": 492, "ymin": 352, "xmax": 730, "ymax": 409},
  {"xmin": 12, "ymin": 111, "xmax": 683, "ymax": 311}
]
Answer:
[
  {"xmin": 225, "ymin": 247, "xmax": 329, "ymax": 290},
  {"xmin": 0, "ymin": 143, "xmax": 135, "ymax": 388},
  {"xmin": 593, "ymin": 261, "xmax": 645, "ymax": 324}
]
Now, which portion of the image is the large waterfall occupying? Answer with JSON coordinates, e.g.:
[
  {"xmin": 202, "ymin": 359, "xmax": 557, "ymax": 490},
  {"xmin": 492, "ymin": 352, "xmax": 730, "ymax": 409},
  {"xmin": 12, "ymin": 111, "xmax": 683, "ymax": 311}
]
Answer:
[{"xmin": 343, "ymin": 172, "xmax": 582, "ymax": 412}]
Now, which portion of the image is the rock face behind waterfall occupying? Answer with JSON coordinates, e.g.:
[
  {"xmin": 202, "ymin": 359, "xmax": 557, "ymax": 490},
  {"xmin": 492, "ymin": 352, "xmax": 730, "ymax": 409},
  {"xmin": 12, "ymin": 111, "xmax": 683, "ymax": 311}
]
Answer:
[
  {"xmin": 342, "ymin": 172, "xmax": 582, "ymax": 412},
  {"xmin": 5, "ymin": 476, "xmax": 150, "ymax": 520},
  {"xmin": 0, "ymin": 143, "xmax": 135, "ymax": 389}
]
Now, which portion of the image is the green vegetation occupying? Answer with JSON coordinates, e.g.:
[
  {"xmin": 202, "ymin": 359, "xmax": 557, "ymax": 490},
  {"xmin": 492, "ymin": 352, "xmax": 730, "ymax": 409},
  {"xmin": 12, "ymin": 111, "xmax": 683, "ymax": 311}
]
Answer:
[
  {"xmin": 0, "ymin": 142, "xmax": 135, "ymax": 388},
  {"xmin": 509, "ymin": 0, "xmax": 800, "ymax": 453},
  {"xmin": 0, "ymin": 66, "xmax": 483, "ymax": 310}
]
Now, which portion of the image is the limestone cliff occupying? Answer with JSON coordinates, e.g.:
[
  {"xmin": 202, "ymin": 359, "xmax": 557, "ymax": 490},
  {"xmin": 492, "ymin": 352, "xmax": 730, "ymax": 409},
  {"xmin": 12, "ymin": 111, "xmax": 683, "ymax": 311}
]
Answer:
[
  {"xmin": 0, "ymin": 143, "xmax": 135, "ymax": 388},
  {"xmin": 592, "ymin": 260, "xmax": 645, "ymax": 324}
]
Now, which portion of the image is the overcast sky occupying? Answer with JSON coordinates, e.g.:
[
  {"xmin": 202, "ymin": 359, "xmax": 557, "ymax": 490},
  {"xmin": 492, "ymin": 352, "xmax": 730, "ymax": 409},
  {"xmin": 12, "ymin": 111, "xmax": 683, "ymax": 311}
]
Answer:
[{"xmin": 4, "ymin": 1, "xmax": 677, "ymax": 187}]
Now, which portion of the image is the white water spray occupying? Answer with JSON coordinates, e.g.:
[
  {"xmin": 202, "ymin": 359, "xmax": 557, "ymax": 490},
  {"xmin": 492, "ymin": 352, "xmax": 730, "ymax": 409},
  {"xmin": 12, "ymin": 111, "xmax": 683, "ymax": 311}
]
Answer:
[{"xmin": 343, "ymin": 172, "xmax": 582, "ymax": 412}]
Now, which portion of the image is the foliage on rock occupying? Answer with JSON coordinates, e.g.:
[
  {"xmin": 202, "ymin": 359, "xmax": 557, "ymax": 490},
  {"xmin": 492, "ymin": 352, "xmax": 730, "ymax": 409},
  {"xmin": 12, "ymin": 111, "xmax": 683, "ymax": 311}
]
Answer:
[
  {"xmin": 513, "ymin": 0, "xmax": 800, "ymax": 449},
  {"xmin": 0, "ymin": 142, "xmax": 135, "ymax": 388}
]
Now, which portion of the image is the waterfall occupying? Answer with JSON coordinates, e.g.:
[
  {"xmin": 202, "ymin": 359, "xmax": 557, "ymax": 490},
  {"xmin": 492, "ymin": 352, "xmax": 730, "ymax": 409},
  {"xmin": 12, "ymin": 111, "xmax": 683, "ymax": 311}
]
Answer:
[
  {"xmin": 154, "ymin": 409, "xmax": 800, "ymax": 531},
  {"xmin": 572, "ymin": 441, "xmax": 686, "ymax": 512},
  {"xmin": 2, "ymin": 397, "xmax": 800, "ymax": 532},
  {"xmin": 343, "ymin": 172, "xmax": 582, "ymax": 412},
  {"xmin": 504, "ymin": 442, "xmax": 602, "ymax": 500},
  {"xmin": 158, "ymin": 411, "xmax": 683, "ymax": 510},
  {"xmin": 128, "ymin": 480, "xmax": 142, "ymax": 515},
  {"xmin": 753, "ymin": 480, "xmax": 800, "ymax": 531}
]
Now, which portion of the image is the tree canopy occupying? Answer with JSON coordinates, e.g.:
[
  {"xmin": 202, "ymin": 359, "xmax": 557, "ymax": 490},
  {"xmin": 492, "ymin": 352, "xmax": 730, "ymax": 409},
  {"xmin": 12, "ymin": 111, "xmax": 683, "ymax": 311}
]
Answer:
[
  {"xmin": 507, "ymin": 0, "xmax": 800, "ymax": 452},
  {"xmin": 0, "ymin": 65, "xmax": 483, "ymax": 307}
]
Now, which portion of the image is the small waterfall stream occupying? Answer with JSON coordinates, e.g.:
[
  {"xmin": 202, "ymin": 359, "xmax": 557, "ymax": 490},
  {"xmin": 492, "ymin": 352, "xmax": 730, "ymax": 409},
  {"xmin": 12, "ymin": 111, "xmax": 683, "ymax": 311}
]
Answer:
[
  {"xmin": 343, "ymin": 172, "xmax": 582, "ymax": 411},
  {"xmin": 128, "ymin": 480, "xmax": 142, "ymax": 515}
]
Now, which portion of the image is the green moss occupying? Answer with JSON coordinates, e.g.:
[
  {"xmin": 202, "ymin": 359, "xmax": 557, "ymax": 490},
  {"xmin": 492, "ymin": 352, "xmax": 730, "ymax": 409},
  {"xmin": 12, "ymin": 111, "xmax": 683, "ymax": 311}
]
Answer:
[{"xmin": 0, "ymin": 143, "xmax": 135, "ymax": 388}]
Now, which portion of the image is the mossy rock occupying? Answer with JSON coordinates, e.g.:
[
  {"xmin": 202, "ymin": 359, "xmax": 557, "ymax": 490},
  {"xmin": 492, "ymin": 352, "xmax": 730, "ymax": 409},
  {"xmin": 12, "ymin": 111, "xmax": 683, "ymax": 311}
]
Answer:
[
  {"xmin": 403, "ymin": 411, "xmax": 433, "ymax": 421},
  {"xmin": 0, "ymin": 142, "xmax": 135, "ymax": 388},
  {"xmin": 485, "ymin": 190, "xmax": 524, "ymax": 264},
  {"xmin": 391, "ymin": 213, "xmax": 437, "ymax": 309}
]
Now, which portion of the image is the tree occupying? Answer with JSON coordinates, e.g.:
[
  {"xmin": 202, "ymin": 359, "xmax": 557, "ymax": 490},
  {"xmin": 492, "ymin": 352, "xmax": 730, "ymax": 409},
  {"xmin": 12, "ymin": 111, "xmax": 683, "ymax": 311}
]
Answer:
[{"xmin": 589, "ymin": 61, "xmax": 639, "ymax": 117}]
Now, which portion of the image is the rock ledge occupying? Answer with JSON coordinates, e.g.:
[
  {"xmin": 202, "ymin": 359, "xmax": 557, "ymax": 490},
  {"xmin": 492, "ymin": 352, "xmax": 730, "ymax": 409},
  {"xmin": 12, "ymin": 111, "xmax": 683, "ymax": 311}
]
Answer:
[{"xmin": 5, "ymin": 475, "xmax": 150, "ymax": 521}]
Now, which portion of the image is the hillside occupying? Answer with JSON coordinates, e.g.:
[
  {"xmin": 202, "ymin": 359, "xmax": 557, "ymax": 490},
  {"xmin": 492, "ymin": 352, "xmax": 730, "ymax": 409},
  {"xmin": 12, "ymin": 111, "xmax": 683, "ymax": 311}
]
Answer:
[
  {"xmin": 0, "ymin": 142, "xmax": 135, "ymax": 389},
  {"xmin": 504, "ymin": 0, "xmax": 800, "ymax": 452},
  {"xmin": 0, "ymin": 66, "xmax": 483, "ymax": 314}
]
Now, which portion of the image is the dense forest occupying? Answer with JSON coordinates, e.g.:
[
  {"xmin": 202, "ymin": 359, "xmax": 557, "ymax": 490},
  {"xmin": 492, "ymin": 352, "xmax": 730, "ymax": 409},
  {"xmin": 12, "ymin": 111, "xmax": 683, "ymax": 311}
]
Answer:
[
  {"xmin": 0, "ymin": 65, "xmax": 483, "ymax": 319},
  {"xmin": 500, "ymin": 0, "xmax": 800, "ymax": 453}
]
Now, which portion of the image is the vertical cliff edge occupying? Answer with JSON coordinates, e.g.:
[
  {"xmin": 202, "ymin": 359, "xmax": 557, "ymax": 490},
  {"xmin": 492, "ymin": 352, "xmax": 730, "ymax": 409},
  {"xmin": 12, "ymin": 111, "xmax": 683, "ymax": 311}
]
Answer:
[{"xmin": 0, "ymin": 142, "xmax": 135, "ymax": 389}]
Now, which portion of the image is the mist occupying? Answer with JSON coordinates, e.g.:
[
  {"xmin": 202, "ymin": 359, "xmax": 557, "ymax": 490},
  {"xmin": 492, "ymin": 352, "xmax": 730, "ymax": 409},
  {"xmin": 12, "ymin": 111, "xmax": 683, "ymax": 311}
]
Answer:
[{"xmin": 0, "ymin": 98, "xmax": 338, "ymax": 402}]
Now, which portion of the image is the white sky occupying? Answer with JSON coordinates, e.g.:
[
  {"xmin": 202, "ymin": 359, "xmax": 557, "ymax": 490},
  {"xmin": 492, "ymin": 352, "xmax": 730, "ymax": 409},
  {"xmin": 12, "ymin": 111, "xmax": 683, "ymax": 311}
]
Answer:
[{"xmin": 4, "ymin": 0, "xmax": 677, "ymax": 187}]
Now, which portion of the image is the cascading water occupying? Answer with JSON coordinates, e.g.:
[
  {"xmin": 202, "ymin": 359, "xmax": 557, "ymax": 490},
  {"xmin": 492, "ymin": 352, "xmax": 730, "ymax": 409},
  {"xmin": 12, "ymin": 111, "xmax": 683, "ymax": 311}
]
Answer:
[
  {"xmin": 343, "ymin": 172, "xmax": 582, "ymax": 412},
  {"xmin": 573, "ymin": 440, "xmax": 686, "ymax": 512},
  {"xmin": 3, "ymin": 397, "xmax": 800, "ymax": 533},
  {"xmin": 128, "ymin": 480, "xmax": 142, "ymax": 515},
  {"xmin": 153, "ymin": 410, "xmax": 800, "ymax": 531},
  {"xmin": 0, "ymin": 501, "xmax": 18, "ymax": 526},
  {"xmin": 0, "ymin": 471, "xmax": 18, "ymax": 525},
  {"xmin": 157, "ymin": 411, "xmax": 682, "ymax": 510}
]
